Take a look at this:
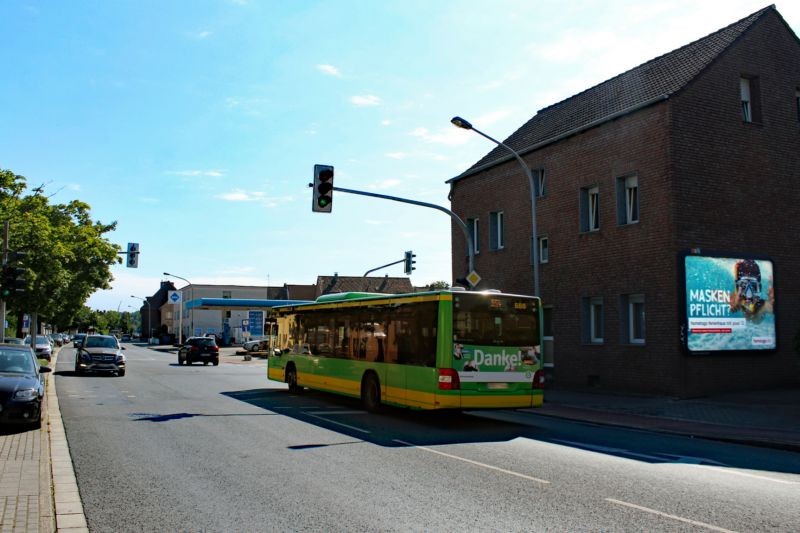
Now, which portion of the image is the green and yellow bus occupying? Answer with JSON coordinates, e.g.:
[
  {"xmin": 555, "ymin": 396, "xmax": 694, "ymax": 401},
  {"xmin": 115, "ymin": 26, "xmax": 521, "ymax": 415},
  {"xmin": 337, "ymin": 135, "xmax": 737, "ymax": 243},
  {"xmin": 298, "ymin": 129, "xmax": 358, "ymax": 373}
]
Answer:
[{"xmin": 267, "ymin": 289, "xmax": 544, "ymax": 411}]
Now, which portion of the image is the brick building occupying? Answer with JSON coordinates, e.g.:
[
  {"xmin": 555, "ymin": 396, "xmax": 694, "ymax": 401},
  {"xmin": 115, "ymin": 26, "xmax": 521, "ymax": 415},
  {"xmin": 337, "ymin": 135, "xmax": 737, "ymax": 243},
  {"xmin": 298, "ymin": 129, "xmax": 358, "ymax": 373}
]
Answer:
[{"xmin": 448, "ymin": 6, "xmax": 800, "ymax": 396}]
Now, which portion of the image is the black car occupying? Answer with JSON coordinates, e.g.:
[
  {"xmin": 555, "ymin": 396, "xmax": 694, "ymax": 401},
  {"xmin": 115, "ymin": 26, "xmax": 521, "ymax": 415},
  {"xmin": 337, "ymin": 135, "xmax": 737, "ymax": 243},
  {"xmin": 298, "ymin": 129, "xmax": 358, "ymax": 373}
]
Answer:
[
  {"xmin": 178, "ymin": 337, "xmax": 219, "ymax": 366},
  {"xmin": 75, "ymin": 334, "xmax": 126, "ymax": 376},
  {"xmin": 0, "ymin": 344, "xmax": 52, "ymax": 428}
]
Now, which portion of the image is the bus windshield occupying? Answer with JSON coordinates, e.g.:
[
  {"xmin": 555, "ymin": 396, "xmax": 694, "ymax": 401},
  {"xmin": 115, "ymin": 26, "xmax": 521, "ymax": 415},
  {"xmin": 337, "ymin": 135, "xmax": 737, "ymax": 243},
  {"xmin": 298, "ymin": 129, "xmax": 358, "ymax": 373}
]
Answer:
[{"xmin": 453, "ymin": 293, "xmax": 539, "ymax": 346}]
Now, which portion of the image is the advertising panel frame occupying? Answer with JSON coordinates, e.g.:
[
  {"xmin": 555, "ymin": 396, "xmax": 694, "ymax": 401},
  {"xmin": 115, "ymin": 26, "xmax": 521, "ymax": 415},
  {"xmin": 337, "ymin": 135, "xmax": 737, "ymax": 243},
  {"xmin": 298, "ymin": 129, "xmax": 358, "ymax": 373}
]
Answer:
[{"xmin": 678, "ymin": 249, "xmax": 778, "ymax": 355}]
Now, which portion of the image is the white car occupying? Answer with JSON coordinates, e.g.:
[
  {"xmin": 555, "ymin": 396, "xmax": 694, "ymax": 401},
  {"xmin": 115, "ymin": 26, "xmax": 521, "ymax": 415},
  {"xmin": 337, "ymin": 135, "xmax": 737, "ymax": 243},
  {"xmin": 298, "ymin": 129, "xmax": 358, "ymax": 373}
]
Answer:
[{"xmin": 242, "ymin": 337, "xmax": 268, "ymax": 352}]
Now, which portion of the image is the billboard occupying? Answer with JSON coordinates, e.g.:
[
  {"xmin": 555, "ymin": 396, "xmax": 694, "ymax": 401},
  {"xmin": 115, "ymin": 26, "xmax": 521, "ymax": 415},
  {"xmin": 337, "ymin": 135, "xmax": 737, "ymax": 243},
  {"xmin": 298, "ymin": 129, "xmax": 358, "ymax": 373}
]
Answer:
[{"xmin": 682, "ymin": 253, "xmax": 776, "ymax": 352}]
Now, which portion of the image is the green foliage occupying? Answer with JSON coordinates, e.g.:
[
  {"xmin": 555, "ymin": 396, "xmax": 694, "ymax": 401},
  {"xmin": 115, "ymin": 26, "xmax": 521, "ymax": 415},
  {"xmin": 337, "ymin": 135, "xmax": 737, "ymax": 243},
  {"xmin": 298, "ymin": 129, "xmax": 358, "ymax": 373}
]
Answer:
[
  {"xmin": 428, "ymin": 280, "xmax": 450, "ymax": 290},
  {"xmin": 1, "ymin": 168, "xmax": 121, "ymax": 332}
]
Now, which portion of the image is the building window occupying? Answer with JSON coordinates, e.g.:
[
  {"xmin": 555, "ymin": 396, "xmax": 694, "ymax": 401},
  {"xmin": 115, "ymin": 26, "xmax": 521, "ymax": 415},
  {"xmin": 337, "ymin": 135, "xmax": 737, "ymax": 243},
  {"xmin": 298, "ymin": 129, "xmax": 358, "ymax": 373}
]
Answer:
[
  {"xmin": 489, "ymin": 211, "xmax": 504, "ymax": 250},
  {"xmin": 582, "ymin": 297, "xmax": 603, "ymax": 344},
  {"xmin": 741, "ymin": 77, "xmax": 752, "ymax": 122},
  {"xmin": 533, "ymin": 168, "xmax": 546, "ymax": 197},
  {"xmin": 740, "ymin": 76, "xmax": 761, "ymax": 123},
  {"xmin": 620, "ymin": 293, "xmax": 646, "ymax": 344},
  {"xmin": 616, "ymin": 175, "xmax": 639, "ymax": 225},
  {"xmin": 796, "ymin": 88, "xmax": 799, "ymax": 122},
  {"xmin": 222, "ymin": 290, "xmax": 232, "ymax": 299},
  {"xmin": 467, "ymin": 218, "xmax": 480, "ymax": 254},
  {"xmin": 538, "ymin": 236, "xmax": 549, "ymax": 263},
  {"xmin": 580, "ymin": 186, "xmax": 600, "ymax": 232}
]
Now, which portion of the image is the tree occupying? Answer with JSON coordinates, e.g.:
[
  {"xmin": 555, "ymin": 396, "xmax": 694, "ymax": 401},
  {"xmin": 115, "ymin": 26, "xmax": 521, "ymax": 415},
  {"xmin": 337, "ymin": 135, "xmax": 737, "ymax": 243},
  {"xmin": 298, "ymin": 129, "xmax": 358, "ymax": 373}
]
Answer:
[
  {"xmin": 0, "ymin": 168, "xmax": 120, "ymax": 334},
  {"xmin": 428, "ymin": 280, "xmax": 450, "ymax": 290}
]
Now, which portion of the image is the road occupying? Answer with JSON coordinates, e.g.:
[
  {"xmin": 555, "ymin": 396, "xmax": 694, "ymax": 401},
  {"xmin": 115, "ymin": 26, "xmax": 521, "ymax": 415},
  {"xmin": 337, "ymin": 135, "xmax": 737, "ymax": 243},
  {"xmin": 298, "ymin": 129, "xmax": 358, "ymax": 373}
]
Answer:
[{"xmin": 55, "ymin": 343, "xmax": 800, "ymax": 532}]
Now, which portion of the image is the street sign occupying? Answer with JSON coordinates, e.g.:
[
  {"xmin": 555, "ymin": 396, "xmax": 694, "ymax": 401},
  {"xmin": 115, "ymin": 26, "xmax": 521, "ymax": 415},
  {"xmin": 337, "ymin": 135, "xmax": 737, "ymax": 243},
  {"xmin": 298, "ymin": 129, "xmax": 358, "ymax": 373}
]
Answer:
[
  {"xmin": 466, "ymin": 270, "xmax": 481, "ymax": 288},
  {"xmin": 22, "ymin": 314, "xmax": 30, "ymax": 333},
  {"xmin": 248, "ymin": 310, "xmax": 264, "ymax": 337},
  {"xmin": 168, "ymin": 291, "xmax": 182, "ymax": 304}
]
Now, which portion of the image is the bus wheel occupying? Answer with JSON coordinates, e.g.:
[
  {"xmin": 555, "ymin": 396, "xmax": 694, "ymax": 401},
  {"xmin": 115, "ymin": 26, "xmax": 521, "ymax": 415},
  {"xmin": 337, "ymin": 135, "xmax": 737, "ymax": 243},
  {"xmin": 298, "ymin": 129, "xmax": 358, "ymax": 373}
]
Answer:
[
  {"xmin": 286, "ymin": 366, "xmax": 302, "ymax": 394},
  {"xmin": 361, "ymin": 373, "xmax": 382, "ymax": 413}
]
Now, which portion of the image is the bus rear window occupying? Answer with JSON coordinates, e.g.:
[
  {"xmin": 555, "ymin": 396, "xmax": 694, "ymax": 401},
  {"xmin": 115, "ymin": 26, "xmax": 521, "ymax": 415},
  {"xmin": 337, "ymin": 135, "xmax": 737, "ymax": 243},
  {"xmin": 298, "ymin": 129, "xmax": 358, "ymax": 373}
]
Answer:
[{"xmin": 453, "ymin": 293, "xmax": 539, "ymax": 346}]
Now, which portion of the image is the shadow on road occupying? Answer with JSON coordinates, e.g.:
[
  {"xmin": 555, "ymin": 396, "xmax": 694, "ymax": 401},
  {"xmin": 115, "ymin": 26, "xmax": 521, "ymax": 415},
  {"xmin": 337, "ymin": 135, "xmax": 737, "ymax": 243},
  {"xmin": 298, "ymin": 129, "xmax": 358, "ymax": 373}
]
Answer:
[{"xmin": 220, "ymin": 387, "xmax": 800, "ymax": 475}]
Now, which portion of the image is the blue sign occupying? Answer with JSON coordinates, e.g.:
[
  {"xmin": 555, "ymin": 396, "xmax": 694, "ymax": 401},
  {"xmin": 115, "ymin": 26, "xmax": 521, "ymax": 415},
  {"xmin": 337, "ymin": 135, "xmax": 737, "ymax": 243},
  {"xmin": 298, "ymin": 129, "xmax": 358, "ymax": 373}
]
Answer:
[{"xmin": 249, "ymin": 310, "xmax": 264, "ymax": 336}]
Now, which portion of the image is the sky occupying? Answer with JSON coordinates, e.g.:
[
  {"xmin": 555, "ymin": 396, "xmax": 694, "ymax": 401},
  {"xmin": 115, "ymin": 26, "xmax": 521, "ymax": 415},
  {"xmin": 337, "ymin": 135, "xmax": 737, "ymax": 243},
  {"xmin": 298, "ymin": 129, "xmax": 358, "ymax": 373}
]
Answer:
[{"xmin": 1, "ymin": 0, "xmax": 797, "ymax": 311}]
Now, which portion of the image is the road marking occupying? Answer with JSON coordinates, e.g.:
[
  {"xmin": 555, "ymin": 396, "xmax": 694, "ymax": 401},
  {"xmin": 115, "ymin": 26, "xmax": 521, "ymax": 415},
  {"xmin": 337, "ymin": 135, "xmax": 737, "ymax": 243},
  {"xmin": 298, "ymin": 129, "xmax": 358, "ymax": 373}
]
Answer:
[
  {"xmin": 393, "ymin": 439, "xmax": 549, "ymax": 484},
  {"xmin": 305, "ymin": 412, "xmax": 371, "ymax": 434},
  {"xmin": 606, "ymin": 498, "xmax": 738, "ymax": 532},
  {"xmin": 685, "ymin": 465, "xmax": 800, "ymax": 485},
  {"xmin": 305, "ymin": 410, "xmax": 365, "ymax": 416}
]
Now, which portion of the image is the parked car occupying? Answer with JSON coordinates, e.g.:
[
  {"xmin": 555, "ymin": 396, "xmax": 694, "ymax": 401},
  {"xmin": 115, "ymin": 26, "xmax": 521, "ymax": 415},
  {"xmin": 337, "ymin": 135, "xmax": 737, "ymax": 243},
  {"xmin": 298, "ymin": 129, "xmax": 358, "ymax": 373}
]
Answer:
[
  {"xmin": 121, "ymin": 334, "xmax": 132, "ymax": 342},
  {"xmin": 74, "ymin": 335, "xmax": 126, "ymax": 376},
  {"xmin": 0, "ymin": 343, "xmax": 52, "ymax": 428},
  {"xmin": 23, "ymin": 335, "xmax": 52, "ymax": 362},
  {"xmin": 3, "ymin": 338, "xmax": 25, "ymax": 345},
  {"xmin": 73, "ymin": 333, "xmax": 87, "ymax": 348},
  {"xmin": 242, "ymin": 337, "xmax": 269, "ymax": 352},
  {"xmin": 178, "ymin": 337, "xmax": 219, "ymax": 366}
]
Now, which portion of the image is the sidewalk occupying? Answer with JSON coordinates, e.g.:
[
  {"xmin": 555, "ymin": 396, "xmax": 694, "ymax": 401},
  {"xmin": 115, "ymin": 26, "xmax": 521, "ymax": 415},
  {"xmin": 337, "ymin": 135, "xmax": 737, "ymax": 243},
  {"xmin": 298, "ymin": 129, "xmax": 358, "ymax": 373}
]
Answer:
[
  {"xmin": 2, "ymin": 347, "xmax": 797, "ymax": 532},
  {"xmin": 536, "ymin": 387, "xmax": 800, "ymax": 452}
]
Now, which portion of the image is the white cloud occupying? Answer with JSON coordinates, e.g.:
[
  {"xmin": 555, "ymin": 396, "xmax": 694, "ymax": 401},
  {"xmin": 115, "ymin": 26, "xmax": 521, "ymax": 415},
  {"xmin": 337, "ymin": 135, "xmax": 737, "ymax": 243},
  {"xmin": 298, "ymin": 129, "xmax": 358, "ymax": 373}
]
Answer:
[
  {"xmin": 385, "ymin": 152, "xmax": 407, "ymax": 160},
  {"xmin": 381, "ymin": 119, "xmax": 392, "ymax": 126},
  {"xmin": 316, "ymin": 64, "xmax": 342, "ymax": 77},
  {"xmin": 350, "ymin": 94, "xmax": 381, "ymax": 107},
  {"xmin": 409, "ymin": 126, "xmax": 470, "ymax": 147},
  {"xmin": 216, "ymin": 189, "xmax": 293, "ymax": 207},
  {"xmin": 367, "ymin": 179, "xmax": 401, "ymax": 190},
  {"xmin": 166, "ymin": 170, "xmax": 225, "ymax": 177}
]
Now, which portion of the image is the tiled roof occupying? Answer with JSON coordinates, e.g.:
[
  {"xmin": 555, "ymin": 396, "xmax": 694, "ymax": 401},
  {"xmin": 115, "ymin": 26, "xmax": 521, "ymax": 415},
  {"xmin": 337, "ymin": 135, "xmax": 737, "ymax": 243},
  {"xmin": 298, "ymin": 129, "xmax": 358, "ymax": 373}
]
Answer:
[
  {"xmin": 450, "ymin": 5, "xmax": 774, "ymax": 182},
  {"xmin": 315, "ymin": 275, "xmax": 414, "ymax": 295}
]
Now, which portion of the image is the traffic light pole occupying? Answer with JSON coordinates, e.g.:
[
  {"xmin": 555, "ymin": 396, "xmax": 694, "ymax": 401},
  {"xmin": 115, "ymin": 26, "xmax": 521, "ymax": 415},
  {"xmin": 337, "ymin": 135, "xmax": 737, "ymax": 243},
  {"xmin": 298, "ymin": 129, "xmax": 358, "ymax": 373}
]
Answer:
[
  {"xmin": 363, "ymin": 259, "xmax": 405, "ymax": 277},
  {"xmin": 1, "ymin": 221, "xmax": 8, "ymax": 343},
  {"xmin": 330, "ymin": 186, "xmax": 475, "ymax": 279}
]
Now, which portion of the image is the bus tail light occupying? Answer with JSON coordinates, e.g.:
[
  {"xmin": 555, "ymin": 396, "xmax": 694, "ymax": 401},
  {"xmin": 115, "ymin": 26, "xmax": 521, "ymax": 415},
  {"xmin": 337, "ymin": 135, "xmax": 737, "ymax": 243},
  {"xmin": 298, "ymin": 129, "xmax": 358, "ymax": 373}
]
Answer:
[
  {"xmin": 532, "ymin": 369, "xmax": 546, "ymax": 389},
  {"xmin": 438, "ymin": 368, "xmax": 461, "ymax": 390}
]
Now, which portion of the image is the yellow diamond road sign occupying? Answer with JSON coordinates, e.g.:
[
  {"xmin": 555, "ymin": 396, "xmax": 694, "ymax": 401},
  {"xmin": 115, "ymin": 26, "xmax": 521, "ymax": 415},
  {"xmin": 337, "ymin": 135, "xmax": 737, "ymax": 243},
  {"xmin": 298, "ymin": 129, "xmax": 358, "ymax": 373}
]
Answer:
[{"xmin": 466, "ymin": 271, "xmax": 481, "ymax": 287}]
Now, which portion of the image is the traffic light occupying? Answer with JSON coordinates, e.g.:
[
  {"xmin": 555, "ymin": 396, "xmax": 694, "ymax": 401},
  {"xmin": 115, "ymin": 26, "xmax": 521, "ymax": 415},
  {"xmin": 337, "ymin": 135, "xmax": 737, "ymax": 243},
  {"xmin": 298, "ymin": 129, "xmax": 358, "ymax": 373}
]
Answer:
[
  {"xmin": 404, "ymin": 250, "xmax": 416, "ymax": 275},
  {"xmin": 127, "ymin": 242, "xmax": 139, "ymax": 268},
  {"xmin": 312, "ymin": 164, "xmax": 334, "ymax": 213},
  {"xmin": 1, "ymin": 251, "xmax": 27, "ymax": 299}
]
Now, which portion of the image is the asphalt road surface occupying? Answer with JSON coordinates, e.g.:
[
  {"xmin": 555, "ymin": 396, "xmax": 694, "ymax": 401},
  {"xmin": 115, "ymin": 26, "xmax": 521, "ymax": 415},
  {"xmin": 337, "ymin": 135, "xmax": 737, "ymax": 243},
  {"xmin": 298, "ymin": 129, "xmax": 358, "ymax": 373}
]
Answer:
[{"xmin": 56, "ymin": 344, "xmax": 800, "ymax": 532}]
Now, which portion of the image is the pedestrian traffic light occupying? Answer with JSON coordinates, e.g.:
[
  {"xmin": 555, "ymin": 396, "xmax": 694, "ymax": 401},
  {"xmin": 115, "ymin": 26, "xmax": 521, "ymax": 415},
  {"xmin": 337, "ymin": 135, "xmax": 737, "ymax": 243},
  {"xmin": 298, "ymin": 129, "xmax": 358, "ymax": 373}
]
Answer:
[
  {"xmin": 404, "ymin": 250, "xmax": 416, "ymax": 275},
  {"xmin": 312, "ymin": 164, "xmax": 334, "ymax": 213},
  {"xmin": 1, "ymin": 253, "xmax": 26, "ymax": 299},
  {"xmin": 127, "ymin": 242, "xmax": 139, "ymax": 268}
]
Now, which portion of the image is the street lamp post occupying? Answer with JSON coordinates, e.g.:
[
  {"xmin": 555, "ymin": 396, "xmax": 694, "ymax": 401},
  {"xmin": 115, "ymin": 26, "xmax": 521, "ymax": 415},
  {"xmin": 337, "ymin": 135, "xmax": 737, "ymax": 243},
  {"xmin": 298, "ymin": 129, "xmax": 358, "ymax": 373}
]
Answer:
[
  {"xmin": 164, "ymin": 272, "xmax": 192, "ymax": 343},
  {"xmin": 451, "ymin": 116, "xmax": 540, "ymax": 297},
  {"xmin": 131, "ymin": 296, "xmax": 151, "ymax": 342}
]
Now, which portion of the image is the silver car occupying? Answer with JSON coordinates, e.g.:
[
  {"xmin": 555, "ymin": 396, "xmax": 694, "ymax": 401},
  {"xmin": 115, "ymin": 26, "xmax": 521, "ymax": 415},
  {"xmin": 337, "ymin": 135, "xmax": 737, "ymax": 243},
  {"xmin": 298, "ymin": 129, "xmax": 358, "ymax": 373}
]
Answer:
[
  {"xmin": 23, "ymin": 335, "xmax": 52, "ymax": 361},
  {"xmin": 75, "ymin": 335, "xmax": 126, "ymax": 376}
]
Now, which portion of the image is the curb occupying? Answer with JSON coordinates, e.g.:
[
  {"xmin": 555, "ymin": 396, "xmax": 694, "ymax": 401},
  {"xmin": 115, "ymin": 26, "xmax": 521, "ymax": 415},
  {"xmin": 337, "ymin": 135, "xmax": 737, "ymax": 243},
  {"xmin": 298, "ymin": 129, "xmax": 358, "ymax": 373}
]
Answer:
[{"xmin": 46, "ymin": 352, "xmax": 89, "ymax": 532}]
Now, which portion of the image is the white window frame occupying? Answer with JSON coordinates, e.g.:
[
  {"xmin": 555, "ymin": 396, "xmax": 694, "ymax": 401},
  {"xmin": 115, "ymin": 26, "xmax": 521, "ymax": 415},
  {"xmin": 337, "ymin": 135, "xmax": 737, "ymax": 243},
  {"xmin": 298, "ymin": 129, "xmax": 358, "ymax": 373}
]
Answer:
[
  {"xmin": 538, "ymin": 236, "xmax": 549, "ymax": 264},
  {"xmin": 628, "ymin": 294, "xmax": 645, "ymax": 344},
  {"xmin": 588, "ymin": 186, "xmax": 600, "ymax": 231},
  {"xmin": 490, "ymin": 211, "xmax": 505, "ymax": 250},
  {"xmin": 625, "ymin": 175, "xmax": 639, "ymax": 224},
  {"xmin": 533, "ymin": 168, "xmax": 546, "ymax": 198},
  {"xmin": 741, "ymin": 77, "xmax": 752, "ymax": 122},
  {"xmin": 590, "ymin": 297, "xmax": 603, "ymax": 344}
]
